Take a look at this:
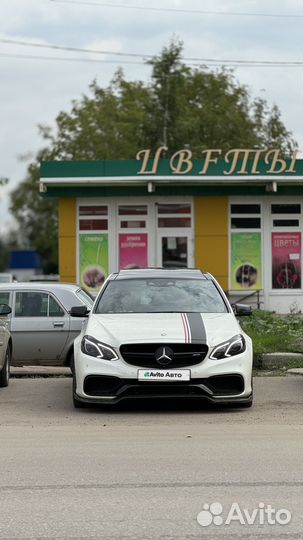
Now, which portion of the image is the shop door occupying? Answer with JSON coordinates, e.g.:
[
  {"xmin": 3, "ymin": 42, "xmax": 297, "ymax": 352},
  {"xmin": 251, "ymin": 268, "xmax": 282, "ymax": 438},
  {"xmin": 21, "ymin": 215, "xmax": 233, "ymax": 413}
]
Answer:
[
  {"xmin": 157, "ymin": 232, "xmax": 194, "ymax": 268},
  {"xmin": 155, "ymin": 202, "xmax": 194, "ymax": 268}
]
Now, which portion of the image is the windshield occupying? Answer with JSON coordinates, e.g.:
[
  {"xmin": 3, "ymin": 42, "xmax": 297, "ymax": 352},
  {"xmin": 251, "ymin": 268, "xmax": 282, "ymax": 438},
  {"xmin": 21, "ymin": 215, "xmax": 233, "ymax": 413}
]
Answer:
[
  {"xmin": 76, "ymin": 288, "xmax": 94, "ymax": 308},
  {"xmin": 95, "ymin": 278, "xmax": 227, "ymax": 314}
]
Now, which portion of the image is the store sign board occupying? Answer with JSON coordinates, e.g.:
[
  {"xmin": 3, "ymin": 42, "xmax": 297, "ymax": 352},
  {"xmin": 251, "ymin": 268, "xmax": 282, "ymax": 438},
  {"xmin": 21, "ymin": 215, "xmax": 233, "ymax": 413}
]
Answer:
[
  {"xmin": 40, "ymin": 153, "xmax": 303, "ymax": 183},
  {"xmin": 119, "ymin": 234, "xmax": 148, "ymax": 269},
  {"xmin": 136, "ymin": 147, "xmax": 298, "ymax": 176},
  {"xmin": 79, "ymin": 234, "xmax": 108, "ymax": 294},
  {"xmin": 231, "ymin": 232, "xmax": 262, "ymax": 290},
  {"xmin": 272, "ymin": 232, "xmax": 301, "ymax": 289}
]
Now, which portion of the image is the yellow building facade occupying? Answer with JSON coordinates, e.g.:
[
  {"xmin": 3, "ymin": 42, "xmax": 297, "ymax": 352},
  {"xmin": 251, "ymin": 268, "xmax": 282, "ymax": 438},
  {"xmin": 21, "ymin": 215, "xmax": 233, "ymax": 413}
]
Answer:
[{"xmin": 40, "ymin": 153, "xmax": 303, "ymax": 312}]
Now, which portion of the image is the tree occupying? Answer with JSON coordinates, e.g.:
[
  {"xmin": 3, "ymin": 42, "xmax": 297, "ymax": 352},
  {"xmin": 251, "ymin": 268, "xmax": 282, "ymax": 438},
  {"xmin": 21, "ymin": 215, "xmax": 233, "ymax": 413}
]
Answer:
[
  {"xmin": 10, "ymin": 39, "xmax": 297, "ymax": 272},
  {"xmin": 0, "ymin": 227, "xmax": 21, "ymax": 272}
]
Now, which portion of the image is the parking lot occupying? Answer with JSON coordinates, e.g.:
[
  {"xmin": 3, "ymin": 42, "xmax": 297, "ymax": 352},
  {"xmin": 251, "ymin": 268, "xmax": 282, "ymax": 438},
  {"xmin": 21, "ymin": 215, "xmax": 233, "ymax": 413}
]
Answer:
[{"xmin": 0, "ymin": 375, "xmax": 302, "ymax": 539}]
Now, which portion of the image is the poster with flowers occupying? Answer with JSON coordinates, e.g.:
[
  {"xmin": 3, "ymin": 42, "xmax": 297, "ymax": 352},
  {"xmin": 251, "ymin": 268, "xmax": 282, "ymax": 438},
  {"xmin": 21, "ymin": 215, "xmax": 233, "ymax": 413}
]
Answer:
[{"xmin": 272, "ymin": 232, "xmax": 301, "ymax": 289}]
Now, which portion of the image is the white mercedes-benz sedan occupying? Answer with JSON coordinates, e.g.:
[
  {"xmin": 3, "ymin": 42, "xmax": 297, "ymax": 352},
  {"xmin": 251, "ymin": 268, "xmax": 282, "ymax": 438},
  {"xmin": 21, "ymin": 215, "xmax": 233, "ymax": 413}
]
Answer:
[{"xmin": 72, "ymin": 269, "xmax": 253, "ymax": 408}]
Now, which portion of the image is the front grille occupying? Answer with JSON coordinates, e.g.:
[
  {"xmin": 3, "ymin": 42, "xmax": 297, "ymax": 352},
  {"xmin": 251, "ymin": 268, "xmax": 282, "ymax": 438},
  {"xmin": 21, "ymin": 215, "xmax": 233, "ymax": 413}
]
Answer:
[
  {"xmin": 120, "ymin": 343, "xmax": 208, "ymax": 368},
  {"xmin": 83, "ymin": 375, "xmax": 244, "ymax": 399}
]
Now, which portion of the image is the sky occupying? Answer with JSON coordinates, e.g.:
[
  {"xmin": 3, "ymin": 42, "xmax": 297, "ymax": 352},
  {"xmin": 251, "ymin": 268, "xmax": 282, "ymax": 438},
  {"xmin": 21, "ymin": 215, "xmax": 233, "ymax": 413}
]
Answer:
[{"xmin": 0, "ymin": 0, "xmax": 302, "ymax": 234}]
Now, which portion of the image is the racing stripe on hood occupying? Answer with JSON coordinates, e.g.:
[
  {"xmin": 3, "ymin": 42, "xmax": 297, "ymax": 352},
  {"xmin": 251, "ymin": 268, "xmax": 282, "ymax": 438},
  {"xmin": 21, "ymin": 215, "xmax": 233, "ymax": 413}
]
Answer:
[
  {"xmin": 180, "ymin": 312, "xmax": 191, "ymax": 343},
  {"xmin": 185, "ymin": 313, "xmax": 207, "ymax": 343}
]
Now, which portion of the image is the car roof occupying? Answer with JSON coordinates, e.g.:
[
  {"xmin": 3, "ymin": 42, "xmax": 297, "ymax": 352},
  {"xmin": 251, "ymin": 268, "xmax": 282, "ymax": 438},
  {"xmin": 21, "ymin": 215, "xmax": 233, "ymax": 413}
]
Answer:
[
  {"xmin": 0, "ymin": 282, "xmax": 81, "ymax": 291},
  {"xmin": 0, "ymin": 282, "xmax": 93, "ymax": 310},
  {"xmin": 112, "ymin": 268, "xmax": 208, "ymax": 280}
]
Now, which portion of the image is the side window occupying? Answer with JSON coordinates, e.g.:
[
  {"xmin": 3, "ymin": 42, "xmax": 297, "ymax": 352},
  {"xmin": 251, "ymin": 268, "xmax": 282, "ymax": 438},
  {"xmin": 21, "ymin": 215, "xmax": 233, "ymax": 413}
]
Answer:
[
  {"xmin": 15, "ymin": 292, "xmax": 48, "ymax": 317},
  {"xmin": 0, "ymin": 292, "xmax": 10, "ymax": 306},
  {"xmin": 49, "ymin": 295, "xmax": 65, "ymax": 317}
]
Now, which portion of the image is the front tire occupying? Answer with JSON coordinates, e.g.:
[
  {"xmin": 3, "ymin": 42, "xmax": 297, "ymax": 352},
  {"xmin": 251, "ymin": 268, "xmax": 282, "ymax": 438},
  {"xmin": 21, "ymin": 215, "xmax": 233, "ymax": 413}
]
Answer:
[{"xmin": 0, "ymin": 345, "xmax": 11, "ymax": 388}]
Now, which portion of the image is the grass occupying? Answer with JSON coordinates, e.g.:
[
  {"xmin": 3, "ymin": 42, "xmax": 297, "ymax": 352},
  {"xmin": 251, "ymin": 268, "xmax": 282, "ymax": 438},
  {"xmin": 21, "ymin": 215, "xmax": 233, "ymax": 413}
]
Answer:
[{"xmin": 239, "ymin": 310, "xmax": 303, "ymax": 357}]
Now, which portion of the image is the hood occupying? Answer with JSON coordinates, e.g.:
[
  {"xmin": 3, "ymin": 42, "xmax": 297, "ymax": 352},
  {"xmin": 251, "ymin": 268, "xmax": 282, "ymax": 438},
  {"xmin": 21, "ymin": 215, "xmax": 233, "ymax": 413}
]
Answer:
[{"xmin": 86, "ymin": 312, "xmax": 242, "ymax": 348}]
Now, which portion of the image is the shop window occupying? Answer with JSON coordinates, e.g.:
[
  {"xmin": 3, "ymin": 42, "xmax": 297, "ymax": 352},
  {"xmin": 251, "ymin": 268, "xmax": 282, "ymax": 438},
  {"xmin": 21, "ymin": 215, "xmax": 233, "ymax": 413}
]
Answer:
[
  {"xmin": 79, "ymin": 219, "xmax": 108, "ymax": 231},
  {"xmin": 231, "ymin": 218, "xmax": 261, "ymax": 229},
  {"xmin": 271, "ymin": 204, "xmax": 301, "ymax": 214},
  {"xmin": 230, "ymin": 233, "xmax": 262, "ymax": 290},
  {"xmin": 157, "ymin": 204, "xmax": 191, "ymax": 214},
  {"xmin": 120, "ymin": 220, "xmax": 146, "ymax": 229},
  {"xmin": 79, "ymin": 206, "xmax": 108, "ymax": 216},
  {"xmin": 272, "ymin": 233, "xmax": 301, "ymax": 289},
  {"xmin": 271, "ymin": 204, "xmax": 301, "ymax": 289},
  {"xmin": 119, "ymin": 233, "xmax": 148, "ymax": 269},
  {"xmin": 230, "ymin": 204, "xmax": 261, "ymax": 214},
  {"xmin": 79, "ymin": 234, "xmax": 108, "ymax": 295},
  {"xmin": 162, "ymin": 237, "xmax": 188, "ymax": 268},
  {"xmin": 230, "ymin": 202, "xmax": 262, "ymax": 290},
  {"xmin": 118, "ymin": 205, "xmax": 147, "ymax": 215},
  {"xmin": 273, "ymin": 219, "xmax": 299, "ymax": 227},
  {"xmin": 158, "ymin": 217, "xmax": 191, "ymax": 228}
]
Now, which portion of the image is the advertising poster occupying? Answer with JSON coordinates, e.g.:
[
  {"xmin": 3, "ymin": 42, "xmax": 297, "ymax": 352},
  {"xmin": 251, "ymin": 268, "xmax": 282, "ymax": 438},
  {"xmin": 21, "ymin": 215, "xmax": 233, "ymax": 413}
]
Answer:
[
  {"xmin": 231, "ymin": 232, "xmax": 262, "ymax": 290},
  {"xmin": 272, "ymin": 232, "xmax": 301, "ymax": 289},
  {"xmin": 79, "ymin": 234, "xmax": 108, "ymax": 294},
  {"xmin": 119, "ymin": 233, "xmax": 148, "ymax": 269}
]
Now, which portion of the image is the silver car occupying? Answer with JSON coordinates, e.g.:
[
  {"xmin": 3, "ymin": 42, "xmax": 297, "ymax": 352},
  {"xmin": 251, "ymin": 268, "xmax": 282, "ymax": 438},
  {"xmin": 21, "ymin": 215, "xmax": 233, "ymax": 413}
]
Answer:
[
  {"xmin": 0, "ymin": 304, "xmax": 12, "ymax": 387},
  {"xmin": 0, "ymin": 283, "xmax": 93, "ymax": 366}
]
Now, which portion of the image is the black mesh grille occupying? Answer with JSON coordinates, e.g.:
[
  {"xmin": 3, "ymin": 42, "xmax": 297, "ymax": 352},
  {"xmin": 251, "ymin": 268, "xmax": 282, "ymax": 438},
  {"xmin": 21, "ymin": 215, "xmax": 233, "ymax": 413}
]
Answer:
[
  {"xmin": 207, "ymin": 375, "xmax": 244, "ymax": 395},
  {"xmin": 120, "ymin": 343, "xmax": 208, "ymax": 368},
  {"xmin": 83, "ymin": 374, "xmax": 244, "ymax": 398},
  {"xmin": 84, "ymin": 375, "xmax": 123, "ymax": 396}
]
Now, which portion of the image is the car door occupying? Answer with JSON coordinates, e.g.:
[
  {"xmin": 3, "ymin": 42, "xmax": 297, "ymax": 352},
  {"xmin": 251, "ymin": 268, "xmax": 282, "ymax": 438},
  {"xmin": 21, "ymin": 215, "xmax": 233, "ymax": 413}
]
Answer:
[{"xmin": 11, "ymin": 290, "xmax": 70, "ymax": 363}]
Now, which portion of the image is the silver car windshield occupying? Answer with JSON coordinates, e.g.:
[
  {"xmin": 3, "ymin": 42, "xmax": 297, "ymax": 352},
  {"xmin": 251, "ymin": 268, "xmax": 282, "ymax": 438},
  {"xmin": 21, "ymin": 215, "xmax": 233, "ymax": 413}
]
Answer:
[
  {"xmin": 95, "ymin": 278, "xmax": 227, "ymax": 314},
  {"xmin": 75, "ymin": 288, "xmax": 94, "ymax": 308}
]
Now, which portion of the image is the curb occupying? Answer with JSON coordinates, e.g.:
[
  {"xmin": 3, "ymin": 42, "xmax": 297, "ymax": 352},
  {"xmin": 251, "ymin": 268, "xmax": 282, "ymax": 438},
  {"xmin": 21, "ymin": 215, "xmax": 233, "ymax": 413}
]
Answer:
[
  {"xmin": 11, "ymin": 366, "xmax": 72, "ymax": 377},
  {"xmin": 287, "ymin": 368, "xmax": 303, "ymax": 377},
  {"xmin": 260, "ymin": 352, "xmax": 303, "ymax": 371}
]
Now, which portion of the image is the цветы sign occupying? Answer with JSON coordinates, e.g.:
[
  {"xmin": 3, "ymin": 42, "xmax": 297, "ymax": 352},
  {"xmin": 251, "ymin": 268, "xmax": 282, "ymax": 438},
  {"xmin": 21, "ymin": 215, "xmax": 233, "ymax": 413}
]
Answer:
[{"xmin": 136, "ymin": 147, "xmax": 298, "ymax": 176}]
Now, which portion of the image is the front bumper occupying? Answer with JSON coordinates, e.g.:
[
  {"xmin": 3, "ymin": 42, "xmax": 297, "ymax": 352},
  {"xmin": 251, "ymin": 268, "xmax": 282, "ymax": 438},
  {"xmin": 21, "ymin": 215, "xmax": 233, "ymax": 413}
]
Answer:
[
  {"xmin": 73, "ymin": 347, "xmax": 253, "ymax": 405},
  {"xmin": 75, "ymin": 374, "xmax": 252, "ymax": 405}
]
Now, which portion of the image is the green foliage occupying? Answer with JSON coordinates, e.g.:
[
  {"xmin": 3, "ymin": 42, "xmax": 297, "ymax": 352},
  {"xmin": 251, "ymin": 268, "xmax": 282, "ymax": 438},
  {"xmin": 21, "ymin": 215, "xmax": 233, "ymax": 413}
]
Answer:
[
  {"xmin": 9, "ymin": 39, "xmax": 297, "ymax": 272},
  {"xmin": 240, "ymin": 310, "xmax": 303, "ymax": 355},
  {"xmin": 0, "ymin": 230, "xmax": 21, "ymax": 272},
  {"xmin": 10, "ymin": 155, "xmax": 58, "ymax": 274}
]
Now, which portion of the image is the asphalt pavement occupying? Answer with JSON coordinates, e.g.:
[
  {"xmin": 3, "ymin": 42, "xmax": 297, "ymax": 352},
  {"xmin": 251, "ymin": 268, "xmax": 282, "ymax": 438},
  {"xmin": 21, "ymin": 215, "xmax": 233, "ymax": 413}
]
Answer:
[{"xmin": 0, "ymin": 376, "xmax": 302, "ymax": 540}]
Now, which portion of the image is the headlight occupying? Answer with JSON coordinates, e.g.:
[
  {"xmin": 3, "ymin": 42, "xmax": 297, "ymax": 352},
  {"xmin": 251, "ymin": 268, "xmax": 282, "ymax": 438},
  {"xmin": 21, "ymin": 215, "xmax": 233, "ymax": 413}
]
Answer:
[
  {"xmin": 81, "ymin": 335, "xmax": 118, "ymax": 361},
  {"xmin": 209, "ymin": 334, "xmax": 246, "ymax": 360}
]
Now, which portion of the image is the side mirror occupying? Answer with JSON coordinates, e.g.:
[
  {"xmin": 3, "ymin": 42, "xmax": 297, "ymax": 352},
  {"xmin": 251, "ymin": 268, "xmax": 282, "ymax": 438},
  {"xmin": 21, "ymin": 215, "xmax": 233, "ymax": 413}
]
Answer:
[
  {"xmin": 70, "ymin": 305, "xmax": 90, "ymax": 317},
  {"xmin": 234, "ymin": 303, "xmax": 252, "ymax": 316},
  {"xmin": 0, "ymin": 304, "xmax": 11, "ymax": 316}
]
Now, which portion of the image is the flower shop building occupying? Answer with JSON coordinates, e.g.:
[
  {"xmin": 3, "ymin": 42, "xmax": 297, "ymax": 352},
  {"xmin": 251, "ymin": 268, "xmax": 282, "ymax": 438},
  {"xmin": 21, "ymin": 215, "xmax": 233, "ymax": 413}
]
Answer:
[{"xmin": 40, "ymin": 148, "xmax": 303, "ymax": 313}]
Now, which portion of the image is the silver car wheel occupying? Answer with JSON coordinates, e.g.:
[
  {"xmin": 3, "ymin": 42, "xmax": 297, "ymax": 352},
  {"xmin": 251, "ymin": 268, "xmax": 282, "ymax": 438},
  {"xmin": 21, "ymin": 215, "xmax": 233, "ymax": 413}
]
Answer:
[{"xmin": 0, "ymin": 345, "xmax": 10, "ymax": 388}]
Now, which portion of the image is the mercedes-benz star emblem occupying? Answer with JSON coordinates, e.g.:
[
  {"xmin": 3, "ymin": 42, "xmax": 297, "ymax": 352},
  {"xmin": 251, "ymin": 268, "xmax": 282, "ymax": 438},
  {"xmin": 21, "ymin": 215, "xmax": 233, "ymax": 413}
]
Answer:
[{"xmin": 155, "ymin": 346, "xmax": 174, "ymax": 366}]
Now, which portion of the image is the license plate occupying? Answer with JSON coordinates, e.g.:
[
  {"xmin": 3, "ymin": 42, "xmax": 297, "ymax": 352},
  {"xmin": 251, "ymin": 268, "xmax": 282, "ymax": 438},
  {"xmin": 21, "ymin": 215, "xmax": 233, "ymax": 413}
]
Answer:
[{"xmin": 138, "ymin": 369, "xmax": 190, "ymax": 382}]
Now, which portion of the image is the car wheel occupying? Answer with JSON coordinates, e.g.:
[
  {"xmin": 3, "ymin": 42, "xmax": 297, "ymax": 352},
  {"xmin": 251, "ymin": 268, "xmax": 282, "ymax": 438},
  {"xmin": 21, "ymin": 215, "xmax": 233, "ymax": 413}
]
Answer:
[
  {"xmin": 0, "ymin": 345, "xmax": 11, "ymax": 388},
  {"xmin": 68, "ymin": 350, "xmax": 75, "ymax": 374}
]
